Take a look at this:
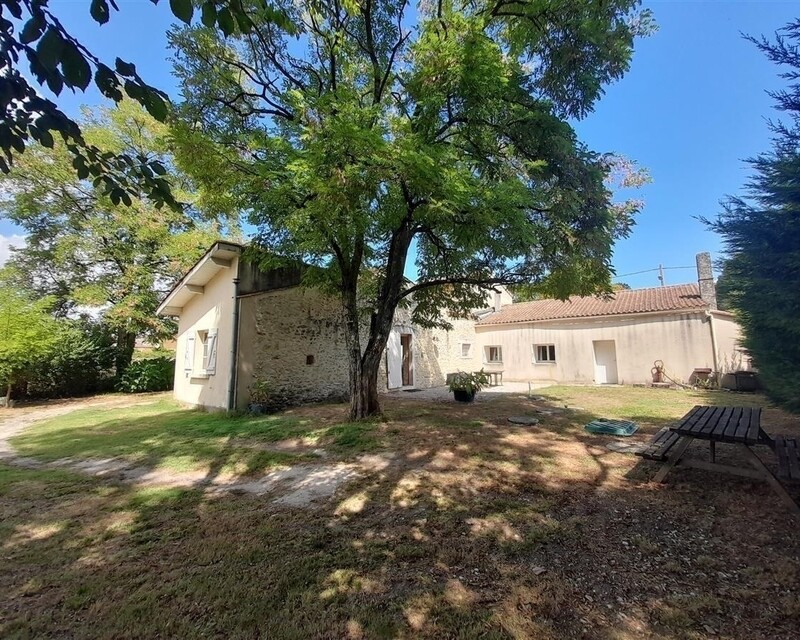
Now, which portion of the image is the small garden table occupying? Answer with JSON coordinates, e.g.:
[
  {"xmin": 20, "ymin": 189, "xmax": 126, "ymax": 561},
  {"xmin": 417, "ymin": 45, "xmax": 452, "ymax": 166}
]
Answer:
[
  {"xmin": 478, "ymin": 370, "xmax": 503, "ymax": 386},
  {"xmin": 644, "ymin": 405, "xmax": 799, "ymax": 514}
]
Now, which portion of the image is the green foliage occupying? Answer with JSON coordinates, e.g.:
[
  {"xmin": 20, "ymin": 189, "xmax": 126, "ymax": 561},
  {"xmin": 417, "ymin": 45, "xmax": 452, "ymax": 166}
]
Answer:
[
  {"xmin": 168, "ymin": 0, "xmax": 653, "ymax": 416},
  {"xmin": 24, "ymin": 320, "xmax": 116, "ymax": 398},
  {"xmin": 0, "ymin": 276, "xmax": 117, "ymax": 399},
  {"xmin": 707, "ymin": 21, "xmax": 800, "ymax": 412},
  {"xmin": 0, "ymin": 101, "xmax": 226, "ymax": 372},
  {"xmin": 1, "ymin": 0, "xmax": 259, "ymax": 205},
  {"xmin": 448, "ymin": 370, "xmax": 491, "ymax": 394},
  {"xmin": 248, "ymin": 378, "xmax": 271, "ymax": 405},
  {"xmin": 116, "ymin": 356, "xmax": 175, "ymax": 393},
  {"xmin": 0, "ymin": 287, "xmax": 60, "ymax": 396}
]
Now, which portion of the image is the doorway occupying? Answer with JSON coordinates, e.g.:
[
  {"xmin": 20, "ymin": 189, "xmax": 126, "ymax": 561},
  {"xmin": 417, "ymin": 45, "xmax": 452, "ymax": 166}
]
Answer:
[
  {"xmin": 401, "ymin": 334, "xmax": 413, "ymax": 386},
  {"xmin": 593, "ymin": 340, "xmax": 619, "ymax": 384},
  {"xmin": 387, "ymin": 329, "xmax": 414, "ymax": 389}
]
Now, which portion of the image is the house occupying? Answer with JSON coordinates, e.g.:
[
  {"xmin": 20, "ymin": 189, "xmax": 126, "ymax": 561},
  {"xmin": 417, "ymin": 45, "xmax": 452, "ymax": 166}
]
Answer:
[
  {"xmin": 472, "ymin": 253, "xmax": 745, "ymax": 386},
  {"xmin": 155, "ymin": 241, "xmax": 509, "ymax": 411},
  {"xmin": 157, "ymin": 244, "xmax": 744, "ymax": 410}
]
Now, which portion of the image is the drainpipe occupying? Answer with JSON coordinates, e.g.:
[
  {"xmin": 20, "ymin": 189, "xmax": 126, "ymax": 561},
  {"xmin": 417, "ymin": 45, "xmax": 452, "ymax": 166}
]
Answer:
[
  {"xmin": 227, "ymin": 276, "xmax": 241, "ymax": 411},
  {"xmin": 705, "ymin": 310, "xmax": 720, "ymax": 386}
]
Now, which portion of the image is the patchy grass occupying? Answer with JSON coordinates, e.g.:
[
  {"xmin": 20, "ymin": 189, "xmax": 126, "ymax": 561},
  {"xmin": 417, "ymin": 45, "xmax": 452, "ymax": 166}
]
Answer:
[
  {"xmin": 2, "ymin": 385, "xmax": 800, "ymax": 638},
  {"xmin": 10, "ymin": 398, "xmax": 379, "ymax": 474},
  {"xmin": 536, "ymin": 385, "xmax": 772, "ymax": 428}
]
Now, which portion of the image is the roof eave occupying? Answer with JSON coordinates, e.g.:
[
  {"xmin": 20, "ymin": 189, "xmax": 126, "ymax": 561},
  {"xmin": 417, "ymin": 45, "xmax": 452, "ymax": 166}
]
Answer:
[{"xmin": 156, "ymin": 241, "xmax": 244, "ymax": 316}]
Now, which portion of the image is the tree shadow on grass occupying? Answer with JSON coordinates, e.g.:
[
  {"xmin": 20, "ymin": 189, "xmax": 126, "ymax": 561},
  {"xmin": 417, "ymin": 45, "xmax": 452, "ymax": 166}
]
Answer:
[
  {"xmin": 3, "ymin": 432, "xmax": 799, "ymax": 640},
  {"xmin": 9, "ymin": 398, "xmax": 379, "ymax": 479},
  {"xmin": 3, "ymin": 388, "xmax": 800, "ymax": 638}
]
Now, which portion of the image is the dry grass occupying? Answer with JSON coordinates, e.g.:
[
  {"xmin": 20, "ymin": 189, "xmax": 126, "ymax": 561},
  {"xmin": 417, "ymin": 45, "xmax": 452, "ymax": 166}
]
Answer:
[{"xmin": 2, "ymin": 385, "xmax": 799, "ymax": 639}]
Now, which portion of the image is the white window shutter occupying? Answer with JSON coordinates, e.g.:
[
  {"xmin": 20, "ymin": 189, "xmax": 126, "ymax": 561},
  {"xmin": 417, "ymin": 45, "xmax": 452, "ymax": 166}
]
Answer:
[
  {"xmin": 205, "ymin": 329, "xmax": 218, "ymax": 375},
  {"xmin": 184, "ymin": 334, "xmax": 195, "ymax": 372}
]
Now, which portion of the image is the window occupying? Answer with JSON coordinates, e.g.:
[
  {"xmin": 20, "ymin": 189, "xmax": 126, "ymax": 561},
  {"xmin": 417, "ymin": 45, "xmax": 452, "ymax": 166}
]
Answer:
[
  {"xmin": 485, "ymin": 345, "xmax": 503, "ymax": 363},
  {"xmin": 186, "ymin": 328, "xmax": 218, "ymax": 377},
  {"xmin": 198, "ymin": 330, "xmax": 210, "ymax": 370},
  {"xmin": 534, "ymin": 344, "xmax": 556, "ymax": 363},
  {"xmin": 460, "ymin": 343, "xmax": 472, "ymax": 358}
]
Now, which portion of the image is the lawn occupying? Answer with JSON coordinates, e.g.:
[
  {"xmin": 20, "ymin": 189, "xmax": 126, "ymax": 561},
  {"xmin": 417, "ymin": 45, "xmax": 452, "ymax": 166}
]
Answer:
[
  {"xmin": 11, "ymin": 398, "xmax": 378, "ymax": 475},
  {"xmin": 2, "ymin": 385, "xmax": 799, "ymax": 639}
]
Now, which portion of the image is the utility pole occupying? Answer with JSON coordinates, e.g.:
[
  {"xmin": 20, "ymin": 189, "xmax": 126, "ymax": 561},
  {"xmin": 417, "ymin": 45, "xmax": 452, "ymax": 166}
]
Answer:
[{"xmin": 658, "ymin": 264, "xmax": 665, "ymax": 287}]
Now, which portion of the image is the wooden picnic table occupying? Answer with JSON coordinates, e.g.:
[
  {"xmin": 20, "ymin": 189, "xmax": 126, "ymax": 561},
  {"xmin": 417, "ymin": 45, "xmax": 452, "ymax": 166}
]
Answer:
[{"xmin": 641, "ymin": 405, "xmax": 799, "ymax": 514}]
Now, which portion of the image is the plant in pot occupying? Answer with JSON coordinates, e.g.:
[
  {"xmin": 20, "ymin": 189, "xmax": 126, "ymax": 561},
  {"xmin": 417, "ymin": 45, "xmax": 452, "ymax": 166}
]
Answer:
[
  {"xmin": 248, "ymin": 378, "xmax": 271, "ymax": 414},
  {"xmin": 448, "ymin": 370, "xmax": 490, "ymax": 403}
]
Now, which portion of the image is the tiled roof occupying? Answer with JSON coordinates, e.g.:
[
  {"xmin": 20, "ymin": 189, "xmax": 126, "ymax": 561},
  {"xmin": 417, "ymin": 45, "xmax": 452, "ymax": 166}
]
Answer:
[{"xmin": 476, "ymin": 284, "xmax": 708, "ymax": 325}]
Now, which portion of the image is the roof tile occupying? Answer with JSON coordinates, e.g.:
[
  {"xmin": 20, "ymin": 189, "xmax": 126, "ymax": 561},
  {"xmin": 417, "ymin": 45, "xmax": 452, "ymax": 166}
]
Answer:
[{"xmin": 477, "ymin": 284, "xmax": 707, "ymax": 325}]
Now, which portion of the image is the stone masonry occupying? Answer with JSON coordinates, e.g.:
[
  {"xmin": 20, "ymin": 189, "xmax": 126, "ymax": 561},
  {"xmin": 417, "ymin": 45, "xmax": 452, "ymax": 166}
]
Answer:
[{"xmin": 235, "ymin": 286, "xmax": 483, "ymax": 408}]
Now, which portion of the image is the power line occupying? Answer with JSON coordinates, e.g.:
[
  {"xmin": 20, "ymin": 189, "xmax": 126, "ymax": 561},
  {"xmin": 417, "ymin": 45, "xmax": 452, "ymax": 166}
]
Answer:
[{"xmin": 614, "ymin": 265, "xmax": 695, "ymax": 279}]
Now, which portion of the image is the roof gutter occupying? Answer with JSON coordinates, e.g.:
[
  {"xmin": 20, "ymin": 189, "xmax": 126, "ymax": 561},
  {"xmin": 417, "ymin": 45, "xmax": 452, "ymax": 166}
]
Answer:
[{"xmin": 227, "ymin": 273, "xmax": 241, "ymax": 412}]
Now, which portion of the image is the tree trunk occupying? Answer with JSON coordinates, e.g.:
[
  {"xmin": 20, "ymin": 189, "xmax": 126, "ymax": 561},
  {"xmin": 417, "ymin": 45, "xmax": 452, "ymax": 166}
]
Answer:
[
  {"xmin": 343, "ymin": 221, "xmax": 416, "ymax": 420},
  {"xmin": 115, "ymin": 329, "xmax": 137, "ymax": 377},
  {"xmin": 342, "ymin": 214, "xmax": 415, "ymax": 420},
  {"xmin": 4, "ymin": 382, "xmax": 11, "ymax": 407},
  {"xmin": 345, "ymin": 294, "xmax": 402, "ymax": 420},
  {"xmin": 348, "ymin": 339, "xmax": 386, "ymax": 420}
]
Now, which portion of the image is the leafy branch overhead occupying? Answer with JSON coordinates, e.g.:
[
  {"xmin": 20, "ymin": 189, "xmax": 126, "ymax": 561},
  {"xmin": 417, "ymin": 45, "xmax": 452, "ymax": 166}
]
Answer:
[{"xmin": 0, "ymin": 0, "xmax": 259, "ymax": 208}]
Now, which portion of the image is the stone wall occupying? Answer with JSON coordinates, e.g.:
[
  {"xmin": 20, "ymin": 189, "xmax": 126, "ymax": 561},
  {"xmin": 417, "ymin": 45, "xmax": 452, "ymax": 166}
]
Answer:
[
  {"xmin": 235, "ymin": 287, "xmax": 483, "ymax": 408},
  {"xmin": 236, "ymin": 287, "xmax": 350, "ymax": 409},
  {"xmin": 388, "ymin": 307, "xmax": 480, "ymax": 388},
  {"xmin": 427, "ymin": 317, "xmax": 481, "ymax": 380}
]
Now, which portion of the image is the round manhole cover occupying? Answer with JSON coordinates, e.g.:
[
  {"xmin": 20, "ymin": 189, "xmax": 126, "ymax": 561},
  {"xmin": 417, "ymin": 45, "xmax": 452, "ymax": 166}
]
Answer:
[{"xmin": 508, "ymin": 416, "xmax": 540, "ymax": 426}]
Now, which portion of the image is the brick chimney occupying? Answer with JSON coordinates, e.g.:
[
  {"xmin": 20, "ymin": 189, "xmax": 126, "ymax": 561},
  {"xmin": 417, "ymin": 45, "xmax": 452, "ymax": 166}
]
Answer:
[{"xmin": 696, "ymin": 252, "xmax": 717, "ymax": 310}]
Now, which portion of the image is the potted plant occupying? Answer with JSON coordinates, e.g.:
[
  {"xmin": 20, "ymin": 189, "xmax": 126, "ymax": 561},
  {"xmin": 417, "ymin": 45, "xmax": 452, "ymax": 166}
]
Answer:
[
  {"xmin": 448, "ymin": 370, "xmax": 490, "ymax": 403},
  {"xmin": 248, "ymin": 378, "xmax": 271, "ymax": 414}
]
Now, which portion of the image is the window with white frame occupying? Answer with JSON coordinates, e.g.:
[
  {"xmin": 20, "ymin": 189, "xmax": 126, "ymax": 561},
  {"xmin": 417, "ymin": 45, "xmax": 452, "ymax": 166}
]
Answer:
[
  {"xmin": 460, "ymin": 342, "xmax": 472, "ymax": 358},
  {"xmin": 184, "ymin": 328, "xmax": 218, "ymax": 377},
  {"xmin": 533, "ymin": 344, "xmax": 556, "ymax": 363},
  {"xmin": 484, "ymin": 345, "xmax": 503, "ymax": 364}
]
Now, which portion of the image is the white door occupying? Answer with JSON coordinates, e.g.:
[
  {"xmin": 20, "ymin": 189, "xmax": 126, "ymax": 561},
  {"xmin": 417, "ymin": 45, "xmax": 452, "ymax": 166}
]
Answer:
[
  {"xmin": 593, "ymin": 340, "xmax": 619, "ymax": 384},
  {"xmin": 387, "ymin": 329, "xmax": 403, "ymax": 389}
]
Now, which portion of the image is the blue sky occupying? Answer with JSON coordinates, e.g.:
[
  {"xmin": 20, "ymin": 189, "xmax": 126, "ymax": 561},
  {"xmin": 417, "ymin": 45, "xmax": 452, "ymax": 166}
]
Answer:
[{"xmin": 1, "ymin": 1, "xmax": 797, "ymax": 288}]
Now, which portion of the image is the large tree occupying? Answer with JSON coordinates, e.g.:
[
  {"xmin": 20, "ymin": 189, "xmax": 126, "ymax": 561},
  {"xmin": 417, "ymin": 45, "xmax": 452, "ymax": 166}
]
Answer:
[
  {"xmin": 169, "ymin": 0, "xmax": 653, "ymax": 419},
  {"xmin": 0, "ymin": 101, "xmax": 227, "ymax": 373},
  {"xmin": 708, "ymin": 21, "xmax": 800, "ymax": 412}
]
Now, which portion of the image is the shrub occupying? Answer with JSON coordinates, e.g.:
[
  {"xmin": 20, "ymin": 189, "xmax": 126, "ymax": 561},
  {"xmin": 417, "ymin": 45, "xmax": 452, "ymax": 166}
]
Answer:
[
  {"xmin": 117, "ymin": 356, "xmax": 175, "ymax": 393},
  {"xmin": 22, "ymin": 322, "xmax": 116, "ymax": 399},
  {"xmin": 447, "ymin": 370, "xmax": 491, "ymax": 394}
]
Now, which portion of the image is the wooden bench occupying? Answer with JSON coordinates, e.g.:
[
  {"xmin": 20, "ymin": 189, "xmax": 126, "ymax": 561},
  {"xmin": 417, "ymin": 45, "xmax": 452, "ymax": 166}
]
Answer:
[
  {"xmin": 775, "ymin": 435, "xmax": 800, "ymax": 481},
  {"xmin": 637, "ymin": 427, "xmax": 682, "ymax": 462}
]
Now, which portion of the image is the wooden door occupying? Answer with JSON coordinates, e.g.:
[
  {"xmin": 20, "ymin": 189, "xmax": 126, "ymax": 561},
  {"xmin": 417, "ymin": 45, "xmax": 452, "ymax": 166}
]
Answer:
[{"xmin": 401, "ymin": 334, "xmax": 413, "ymax": 386}]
